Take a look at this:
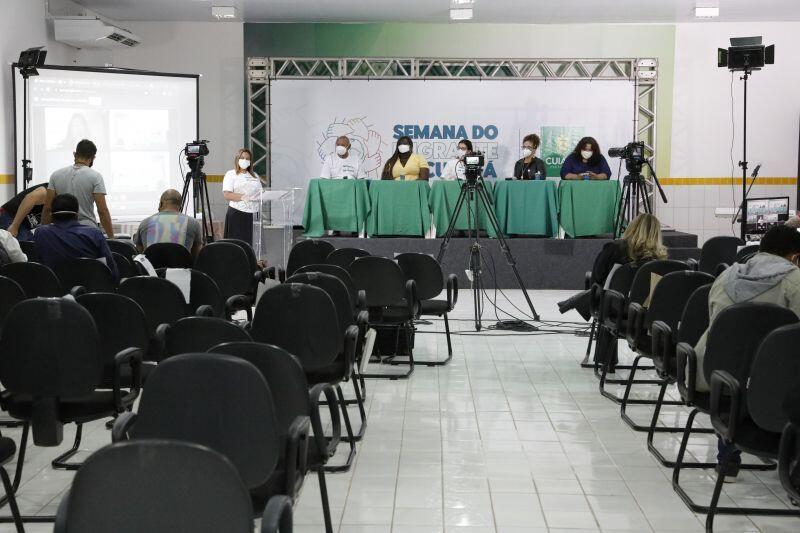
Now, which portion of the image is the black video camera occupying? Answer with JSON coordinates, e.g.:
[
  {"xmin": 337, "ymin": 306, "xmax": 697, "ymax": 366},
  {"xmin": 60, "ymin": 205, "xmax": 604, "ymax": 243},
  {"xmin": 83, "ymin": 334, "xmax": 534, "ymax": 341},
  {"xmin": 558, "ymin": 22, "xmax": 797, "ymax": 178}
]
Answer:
[
  {"xmin": 186, "ymin": 140, "xmax": 210, "ymax": 159},
  {"xmin": 464, "ymin": 152, "xmax": 485, "ymax": 183},
  {"xmin": 608, "ymin": 141, "xmax": 647, "ymax": 175}
]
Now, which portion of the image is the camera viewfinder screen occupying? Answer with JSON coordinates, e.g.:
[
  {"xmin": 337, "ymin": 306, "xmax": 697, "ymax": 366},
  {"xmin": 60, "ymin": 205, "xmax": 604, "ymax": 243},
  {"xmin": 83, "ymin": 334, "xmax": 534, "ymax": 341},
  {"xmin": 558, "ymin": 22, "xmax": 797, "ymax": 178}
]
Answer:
[{"xmin": 745, "ymin": 196, "xmax": 789, "ymax": 237}]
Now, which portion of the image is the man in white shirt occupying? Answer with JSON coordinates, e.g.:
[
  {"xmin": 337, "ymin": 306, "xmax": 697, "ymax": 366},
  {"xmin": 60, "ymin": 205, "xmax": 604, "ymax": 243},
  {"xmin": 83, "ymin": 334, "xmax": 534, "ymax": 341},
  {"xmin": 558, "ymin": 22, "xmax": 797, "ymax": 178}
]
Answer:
[{"xmin": 320, "ymin": 136, "xmax": 365, "ymax": 179}]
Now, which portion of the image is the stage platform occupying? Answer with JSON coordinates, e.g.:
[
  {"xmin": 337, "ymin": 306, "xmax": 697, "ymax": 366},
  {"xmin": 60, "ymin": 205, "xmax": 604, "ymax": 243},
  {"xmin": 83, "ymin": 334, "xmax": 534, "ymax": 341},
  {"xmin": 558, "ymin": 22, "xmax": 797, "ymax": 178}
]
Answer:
[{"xmin": 308, "ymin": 230, "xmax": 699, "ymax": 290}]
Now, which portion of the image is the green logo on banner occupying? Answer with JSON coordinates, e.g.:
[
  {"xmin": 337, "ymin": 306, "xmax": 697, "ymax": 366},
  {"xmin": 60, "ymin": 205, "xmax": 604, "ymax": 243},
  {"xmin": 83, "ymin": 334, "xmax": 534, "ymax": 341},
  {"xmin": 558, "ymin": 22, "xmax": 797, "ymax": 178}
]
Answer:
[{"xmin": 540, "ymin": 126, "xmax": 585, "ymax": 177}]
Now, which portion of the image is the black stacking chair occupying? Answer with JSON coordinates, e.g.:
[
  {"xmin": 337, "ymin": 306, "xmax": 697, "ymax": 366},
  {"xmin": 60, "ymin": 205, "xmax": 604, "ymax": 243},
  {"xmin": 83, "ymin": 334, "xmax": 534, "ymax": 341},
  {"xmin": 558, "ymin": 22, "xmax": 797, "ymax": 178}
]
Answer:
[
  {"xmin": 196, "ymin": 242, "xmax": 261, "ymax": 311},
  {"xmin": 326, "ymin": 247, "xmax": 370, "ymax": 271},
  {"xmin": 143, "ymin": 242, "xmax": 193, "ymax": 269},
  {"xmin": 0, "ymin": 297, "xmax": 141, "ymax": 527},
  {"xmin": 0, "ymin": 262, "xmax": 64, "ymax": 297},
  {"xmin": 673, "ymin": 303, "xmax": 797, "ymax": 513},
  {"xmin": 54, "ymin": 440, "xmax": 293, "ymax": 533},
  {"xmin": 735, "ymin": 244, "xmax": 760, "ymax": 263},
  {"xmin": 296, "ymin": 263, "xmax": 366, "ymax": 314},
  {"xmin": 18, "ymin": 240, "xmax": 39, "ymax": 263},
  {"xmin": 0, "ymin": 277, "xmax": 24, "ymax": 331},
  {"xmin": 647, "ymin": 284, "xmax": 715, "ymax": 466},
  {"xmin": 779, "ymin": 422, "xmax": 800, "ymax": 506},
  {"xmin": 112, "ymin": 354, "xmax": 303, "ymax": 527},
  {"xmin": 704, "ymin": 323, "xmax": 800, "ymax": 530},
  {"xmin": 219, "ymin": 238, "xmax": 268, "ymax": 281},
  {"xmin": 596, "ymin": 259, "xmax": 686, "ymax": 401},
  {"xmin": 621, "ymin": 270, "xmax": 715, "ymax": 430},
  {"xmin": 106, "ymin": 239, "xmax": 138, "ymax": 262},
  {"xmin": 210, "ymin": 342, "xmax": 341, "ymax": 533},
  {"xmin": 54, "ymin": 258, "xmax": 116, "ymax": 294},
  {"xmin": 285, "ymin": 239, "xmax": 335, "ymax": 277},
  {"xmin": 250, "ymin": 283, "xmax": 360, "ymax": 472},
  {"xmin": 155, "ymin": 267, "xmax": 248, "ymax": 321},
  {"xmin": 158, "ymin": 316, "xmax": 252, "ymax": 360},
  {"xmin": 397, "ymin": 252, "xmax": 458, "ymax": 365},
  {"xmin": 0, "ymin": 434, "xmax": 22, "ymax": 532},
  {"xmin": 287, "ymin": 272, "xmax": 368, "ymax": 442},
  {"xmin": 350, "ymin": 256, "xmax": 418, "ymax": 380},
  {"xmin": 688, "ymin": 235, "xmax": 744, "ymax": 275},
  {"xmin": 112, "ymin": 252, "xmax": 138, "ymax": 280}
]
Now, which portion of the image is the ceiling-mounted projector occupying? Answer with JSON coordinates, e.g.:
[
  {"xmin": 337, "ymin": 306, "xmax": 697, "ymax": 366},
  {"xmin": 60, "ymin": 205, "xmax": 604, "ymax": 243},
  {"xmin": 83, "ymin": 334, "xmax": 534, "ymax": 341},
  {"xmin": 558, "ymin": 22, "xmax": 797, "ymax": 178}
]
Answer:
[{"xmin": 54, "ymin": 17, "xmax": 141, "ymax": 49}]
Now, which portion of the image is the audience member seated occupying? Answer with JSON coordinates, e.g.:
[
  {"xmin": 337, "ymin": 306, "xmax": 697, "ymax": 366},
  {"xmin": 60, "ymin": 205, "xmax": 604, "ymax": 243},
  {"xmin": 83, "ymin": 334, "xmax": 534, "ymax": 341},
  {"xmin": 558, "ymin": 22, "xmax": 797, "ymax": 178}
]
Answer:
[
  {"xmin": 693, "ymin": 225, "xmax": 800, "ymax": 480},
  {"xmin": 134, "ymin": 189, "xmax": 204, "ymax": 258},
  {"xmin": 0, "ymin": 228, "xmax": 27, "ymax": 265},
  {"xmin": 557, "ymin": 213, "xmax": 667, "ymax": 320},
  {"xmin": 33, "ymin": 193, "xmax": 118, "ymax": 281}
]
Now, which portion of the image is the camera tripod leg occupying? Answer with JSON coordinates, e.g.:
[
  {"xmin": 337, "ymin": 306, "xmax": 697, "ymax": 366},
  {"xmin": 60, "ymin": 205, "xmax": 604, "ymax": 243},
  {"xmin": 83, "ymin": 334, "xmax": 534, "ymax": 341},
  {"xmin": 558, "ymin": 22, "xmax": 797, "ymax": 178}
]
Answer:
[{"xmin": 436, "ymin": 182, "xmax": 470, "ymax": 264}]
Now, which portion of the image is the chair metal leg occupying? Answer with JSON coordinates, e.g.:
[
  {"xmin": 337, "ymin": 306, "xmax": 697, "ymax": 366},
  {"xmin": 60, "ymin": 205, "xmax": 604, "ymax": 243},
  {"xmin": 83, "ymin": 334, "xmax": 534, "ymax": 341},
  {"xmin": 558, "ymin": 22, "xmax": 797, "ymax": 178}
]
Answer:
[
  {"xmin": 0, "ymin": 424, "xmax": 55, "ymax": 525},
  {"xmin": 0, "ymin": 468, "xmax": 23, "ymax": 533},
  {"xmin": 315, "ymin": 468, "xmax": 334, "ymax": 533},
  {"xmin": 341, "ymin": 378, "xmax": 367, "ymax": 443},
  {"xmin": 416, "ymin": 313, "xmax": 453, "ymax": 367},
  {"xmin": 52, "ymin": 423, "xmax": 84, "ymax": 470},
  {"xmin": 324, "ymin": 385, "xmax": 356, "ymax": 473},
  {"xmin": 362, "ymin": 323, "xmax": 415, "ymax": 380},
  {"xmin": 580, "ymin": 319, "xmax": 597, "ymax": 366},
  {"xmin": 599, "ymin": 347, "xmax": 671, "ymax": 405}
]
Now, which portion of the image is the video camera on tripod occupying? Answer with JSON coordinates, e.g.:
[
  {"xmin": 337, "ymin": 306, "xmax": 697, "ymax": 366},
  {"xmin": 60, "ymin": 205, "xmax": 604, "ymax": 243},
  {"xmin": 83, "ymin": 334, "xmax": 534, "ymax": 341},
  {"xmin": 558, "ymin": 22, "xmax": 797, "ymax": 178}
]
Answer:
[
  {"xmin": 608, "ymin": 141, "xmax": 647, "ymax": 175},
  {"xmin": 181, "ymin": 139, "xmax": 214, "ymax": 242}
]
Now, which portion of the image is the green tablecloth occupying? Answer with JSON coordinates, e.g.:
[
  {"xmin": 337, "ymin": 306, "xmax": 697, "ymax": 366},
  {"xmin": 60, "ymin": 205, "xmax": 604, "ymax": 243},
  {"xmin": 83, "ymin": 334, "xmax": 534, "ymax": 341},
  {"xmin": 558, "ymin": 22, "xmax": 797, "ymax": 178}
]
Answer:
[
  {"xmin": 366, "ymin": 180, "xmax": 431, "ymax": 237},
  {"xmin": 558, "ymin": 180, "xmax": 621, "ymax": 237},
  {"xmin": 301, "ymin": 178, "xmax": 371, "ymax": 237},
  {"xmin": 493, "ymin": 180, "xmax": 559, "ymax": 237},
  {"xmin": 428, "ymin": 180, "xmax": 497, "ymax": 238}
]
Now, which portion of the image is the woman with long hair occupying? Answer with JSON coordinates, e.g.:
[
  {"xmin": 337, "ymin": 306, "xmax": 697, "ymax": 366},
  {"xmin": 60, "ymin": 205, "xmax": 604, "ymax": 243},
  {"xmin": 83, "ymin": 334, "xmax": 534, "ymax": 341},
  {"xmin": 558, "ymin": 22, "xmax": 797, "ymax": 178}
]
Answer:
[
  {"xmin": 381, "ymin": 136, "xmax": 430, "ymax": 181},
  {"xmin": 222, "ymin": 148, "xmax": 264, "ymax": 245},
  {"xmin": 560, "ymin": 136, "xmax": 612, "ymax": 180},
  {"xmin": 558, "ymin": 213, "xmax": 667, "ymax": 320}
]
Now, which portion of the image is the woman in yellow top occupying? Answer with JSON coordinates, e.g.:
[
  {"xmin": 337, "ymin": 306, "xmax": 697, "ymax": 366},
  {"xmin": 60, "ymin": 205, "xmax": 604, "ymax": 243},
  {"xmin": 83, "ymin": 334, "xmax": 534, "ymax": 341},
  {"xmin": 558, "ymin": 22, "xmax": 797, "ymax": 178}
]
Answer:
[{"xmin": 381, "ymin": 136, "xmax": 430, "ymax": 181}]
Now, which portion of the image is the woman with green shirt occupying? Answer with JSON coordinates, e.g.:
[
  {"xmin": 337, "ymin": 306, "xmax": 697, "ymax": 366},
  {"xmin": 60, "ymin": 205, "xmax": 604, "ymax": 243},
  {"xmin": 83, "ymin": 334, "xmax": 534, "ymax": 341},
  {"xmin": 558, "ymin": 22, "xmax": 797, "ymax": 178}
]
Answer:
[{"xmin": 381, "ymin": 136, "xmax": 430, "ymax": 181}]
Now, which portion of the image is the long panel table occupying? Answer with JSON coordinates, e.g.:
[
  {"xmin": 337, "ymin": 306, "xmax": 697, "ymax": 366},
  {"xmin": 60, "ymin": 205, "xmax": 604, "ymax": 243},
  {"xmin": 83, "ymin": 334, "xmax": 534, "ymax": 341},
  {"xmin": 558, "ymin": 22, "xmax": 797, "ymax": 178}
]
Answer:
[
  {"xmin": 428, "ymin": 180, "xmax": 497, "ymax": 238},
  {"xmin": 366, "ymin": 180, "xmax": 432, "ymax": 237},
  {"xmin": 558, "ymin": 180, "xmax": 621, "ymax": 237},
  {"xmin": 493, "ymin": 180, "xmax": 559, "ymax": 237},
  {"xmin": 301, "ymin": 178, "xmax": 370, "ymax": 237}
]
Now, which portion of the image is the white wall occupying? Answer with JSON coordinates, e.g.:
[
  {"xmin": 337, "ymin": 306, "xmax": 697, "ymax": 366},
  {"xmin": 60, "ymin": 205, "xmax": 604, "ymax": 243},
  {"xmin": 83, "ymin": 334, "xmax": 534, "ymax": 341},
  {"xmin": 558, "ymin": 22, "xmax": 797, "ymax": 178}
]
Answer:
[
  {"xmin": 663, "ymin": 21, "xmax": 800, "ymax": 244},
  {"xmin": 0, "ymin": 0, "xmax": 76, "ymax": 201}
]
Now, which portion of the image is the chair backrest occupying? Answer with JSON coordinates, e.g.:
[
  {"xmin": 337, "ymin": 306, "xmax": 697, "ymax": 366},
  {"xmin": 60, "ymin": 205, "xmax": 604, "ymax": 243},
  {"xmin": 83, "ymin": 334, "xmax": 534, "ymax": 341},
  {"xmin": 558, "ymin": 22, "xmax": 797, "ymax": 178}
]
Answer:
[
  {"xmin": 698, "ymin": 236, "xmax": 744, "ymax": 275},
  {"xmin": 161, "ymin": 316, "xmax": 252, "ymax": 359},
  {"xmin": 295, "ymin": 263, "xmax": 359, "ymax": 310},
  {"xmin": 56, "ymin": 440, "xmax": 255, "ymax": 533},
  {"xmin": 286, "ymin": 239, "xmax": 336, "ymax": 277},
  {"xmin": 106, "ymin": 239, "xmax": 138, "ymax": 262},
  {"xmin": 55, "ymin": 258, "xmax": 116, "ymax": 294},
  {"xmin": 0, "ymin": 276, "xmax": 25, "ymax": 331},
  {"xmin": 703, "ymin": 302, "xmax": 798, "ymax": 386},
  {"xmin": 76, "ymin": 293, "xmax": 149, "ymax": 371},
  {"xmin": 208, "ymin": 342, "xmax": 311, "ymax": 442},
  {"xmin": 0, "ymin": 261, "xmax": 64, "ymax": 297},
  {"xmin": 112, "ymin": 252, "xmax": 138, "ymax": 280},
  {"xmin": 286, "ymin": 272, "xmax": 352, "ymax": 332},
  {"xmin": 396, "ymin": 252, "xmax": 444, "ymax": 301},
  {"xmin": 646, "ymin": 271, "xmax": 715, "ymax": 330},
  {"xmin": 195, "ymin": 242, "xmax": 252, "ymax": 300},
  {"xmin": 0, "ymin": 298, "xmax": 102, "ymax": 398},
  {"xmin": 131, "ymin": 353, "xmax": 280, "ymax": 489},
  {"xmin": 326, "ymin": 247, "xmax": 370, "ymax": 271},
  {"xmin": 736, "ymin": 244, "xmax": 760, "ymax": 264},
  {"xmin": 251, "ymin": 283, "xmax": 340, "ymax": 371},
  {"xmin": 675, "ymin": 284, "xmax": 712, "ymax": 346},
  {"xmin": 144, "ymin": 242, "xmax": 193, "ymax": 269},
  {"xmin": 628, "ymin": 259, "xmax": 687, "ymax": 305},
  {"xmin": 606, "ymin": 262, "xmax": 642, "ymax": 294},
  {"xmin": 119, "ymin": 276, "xmax": 190, "ymax": 337},
  {"xmin": 218, "ymin": 238, "xmax": 260, "ymax": 274},
  {"xmin": 18, "ymin": 240, "xmax": 40, "ymax": 263},
  {"xmin": 350, "ymin": 256, "xmax": 407, "ymax": 307},
  {"xmin": 156, "ymin": 268, "xmax": 224, "ymax": 318},
  {"xmin": 747, "ymin": 324, "xmax": 800, "ymax": 433}
]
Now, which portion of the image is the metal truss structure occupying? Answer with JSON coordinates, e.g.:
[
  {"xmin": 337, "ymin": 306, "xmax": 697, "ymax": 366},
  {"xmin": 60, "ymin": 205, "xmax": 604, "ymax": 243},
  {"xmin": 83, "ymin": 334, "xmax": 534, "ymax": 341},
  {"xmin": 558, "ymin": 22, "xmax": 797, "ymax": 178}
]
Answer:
[{"xmin": 247, "ymin": 57, "xmax": 658, "ymax": 203}]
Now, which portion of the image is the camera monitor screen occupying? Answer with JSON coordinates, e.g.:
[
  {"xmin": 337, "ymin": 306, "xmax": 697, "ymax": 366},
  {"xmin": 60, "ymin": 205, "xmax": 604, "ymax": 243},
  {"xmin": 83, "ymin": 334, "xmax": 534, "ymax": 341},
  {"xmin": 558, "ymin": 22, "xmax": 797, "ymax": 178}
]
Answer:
[
  {"xmin": 14, "ymin": 66, "xmax": 198, "ymax": 221},
  {"xmin": 745, "ymin": 196, "xmax": 789, "ymax": 239}
]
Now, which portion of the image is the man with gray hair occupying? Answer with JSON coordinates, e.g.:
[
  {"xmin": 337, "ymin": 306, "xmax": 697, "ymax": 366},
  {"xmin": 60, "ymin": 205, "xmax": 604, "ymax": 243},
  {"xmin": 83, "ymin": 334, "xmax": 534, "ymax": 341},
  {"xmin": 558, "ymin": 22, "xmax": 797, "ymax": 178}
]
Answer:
[
  {"xmin": 320, "ymin": 136, "xmax": 365, "ymax": 179},
  {"xmin": 134, "ymin": 189, "xmax": 204, "ymax": 258}
]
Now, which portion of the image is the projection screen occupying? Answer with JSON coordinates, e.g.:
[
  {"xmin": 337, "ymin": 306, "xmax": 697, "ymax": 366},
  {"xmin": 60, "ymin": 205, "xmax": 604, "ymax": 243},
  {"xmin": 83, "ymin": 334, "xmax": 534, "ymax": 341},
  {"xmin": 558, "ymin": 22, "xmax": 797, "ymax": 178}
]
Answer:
[
  {"xmin": 270, "ymin": 79, "xmax": 636, "ymax": 224},
  {"xmin": 14, "ymin": 66, "xmax": 198, "ymax": 221}
]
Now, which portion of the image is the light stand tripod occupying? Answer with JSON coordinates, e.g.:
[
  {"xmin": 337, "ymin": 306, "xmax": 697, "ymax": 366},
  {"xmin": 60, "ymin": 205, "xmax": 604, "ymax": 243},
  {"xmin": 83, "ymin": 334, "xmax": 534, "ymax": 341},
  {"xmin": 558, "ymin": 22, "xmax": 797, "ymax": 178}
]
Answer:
[
  {"xmin": 16, "ymin": 47, "xmax": 47, "ymax": 189},
  {"xmin": 180, "ymin": 155, "xmax": 215, "ymax": 242},
  {"xmin": 436, "ymin": 166, "xmax": 540, "ymax": 331},
  {"xmin": 737, "ymin": 69, "xmax": 752, "ymax": 240},
  {"xmin": 614, "ymin": 157, "xmax": 668, "ymax": 238}
]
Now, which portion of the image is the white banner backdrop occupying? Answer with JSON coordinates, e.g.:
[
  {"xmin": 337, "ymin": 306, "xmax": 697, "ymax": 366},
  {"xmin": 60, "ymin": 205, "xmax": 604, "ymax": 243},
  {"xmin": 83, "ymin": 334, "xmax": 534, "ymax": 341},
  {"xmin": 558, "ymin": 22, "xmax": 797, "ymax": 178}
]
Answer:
[{"xmin": 270, "ymin": 79, "xmax": 636, "ymax": 224}]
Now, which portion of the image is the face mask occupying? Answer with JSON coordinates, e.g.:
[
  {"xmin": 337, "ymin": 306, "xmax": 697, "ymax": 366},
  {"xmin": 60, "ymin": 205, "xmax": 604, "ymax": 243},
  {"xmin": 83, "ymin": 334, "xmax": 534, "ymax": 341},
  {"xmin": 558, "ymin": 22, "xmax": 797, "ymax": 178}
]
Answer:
[
  {"xmin": 521, "ymin": 148, "xmax": 533, "ymax": 159},
  {"xmin": 457, "ymin": 149, "xmax": 467, "ymax": 157},
  {"xmin": 581, "ymin": 150, "xmax": 593, "ymax": 160},
  {"xmin": 335, "ymin": 145, "xmax": 348, "ymax": 156},
  {"xmin": 397, "ymin": 144, "xmax": 411, "ymax": 154},
  {"xmin": 238, "ymin": 159, "xmax": 251, "ymax": 170}
]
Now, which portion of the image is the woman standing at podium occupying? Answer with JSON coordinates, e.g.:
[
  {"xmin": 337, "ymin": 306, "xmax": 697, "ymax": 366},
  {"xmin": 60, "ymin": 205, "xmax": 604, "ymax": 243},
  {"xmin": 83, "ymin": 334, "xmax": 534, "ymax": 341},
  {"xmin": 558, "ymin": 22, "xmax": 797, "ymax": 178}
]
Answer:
[
  {"xmin": 222, "ymin": 148, "xmax": 264, "ymax": 246},
  {"xmin": 381, "ymin": 136, "xmax": 430, "ymax": 181}
]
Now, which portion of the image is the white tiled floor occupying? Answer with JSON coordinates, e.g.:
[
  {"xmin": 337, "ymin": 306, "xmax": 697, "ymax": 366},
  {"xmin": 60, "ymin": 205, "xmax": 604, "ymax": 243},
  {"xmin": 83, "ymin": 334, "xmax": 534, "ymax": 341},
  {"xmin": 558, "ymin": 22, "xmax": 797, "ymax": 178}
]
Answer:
[{"xmin": 1, "ymin": 290, "xmax": 799, "ymax": 532}]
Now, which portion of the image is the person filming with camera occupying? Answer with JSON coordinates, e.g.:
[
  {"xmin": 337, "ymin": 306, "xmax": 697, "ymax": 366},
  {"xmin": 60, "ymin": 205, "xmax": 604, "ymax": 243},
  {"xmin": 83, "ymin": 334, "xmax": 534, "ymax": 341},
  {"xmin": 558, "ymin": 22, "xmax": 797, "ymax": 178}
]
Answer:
[{"xmin": 560, "ymin": 136, "xmax": 612, "ymax": 181}]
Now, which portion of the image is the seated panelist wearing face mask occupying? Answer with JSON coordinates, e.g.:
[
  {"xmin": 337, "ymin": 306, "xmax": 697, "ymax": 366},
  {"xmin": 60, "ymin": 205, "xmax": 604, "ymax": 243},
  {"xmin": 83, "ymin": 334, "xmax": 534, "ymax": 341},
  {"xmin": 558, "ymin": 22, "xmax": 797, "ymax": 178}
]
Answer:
[
  {"xmin": 441, "ymin": 139, "xmax": 473, "ymax": 181},
  {"xmin": 560, "ymin": 136, "xmax": 612, "ymax": 181},
  {"xmin": 513, "ymin": 133, "xmax": 547, "ymax": 180},
  {"xmin": 222, "ymin": 148, "xmax": 265, "ymax": 246},
  {"xmin": 381, "ymin": 136, "xmax": 430, "ymax": 181},
  {"xmin": 320, "ymin": 135, "xmax": 365, "ymax": 179}
]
